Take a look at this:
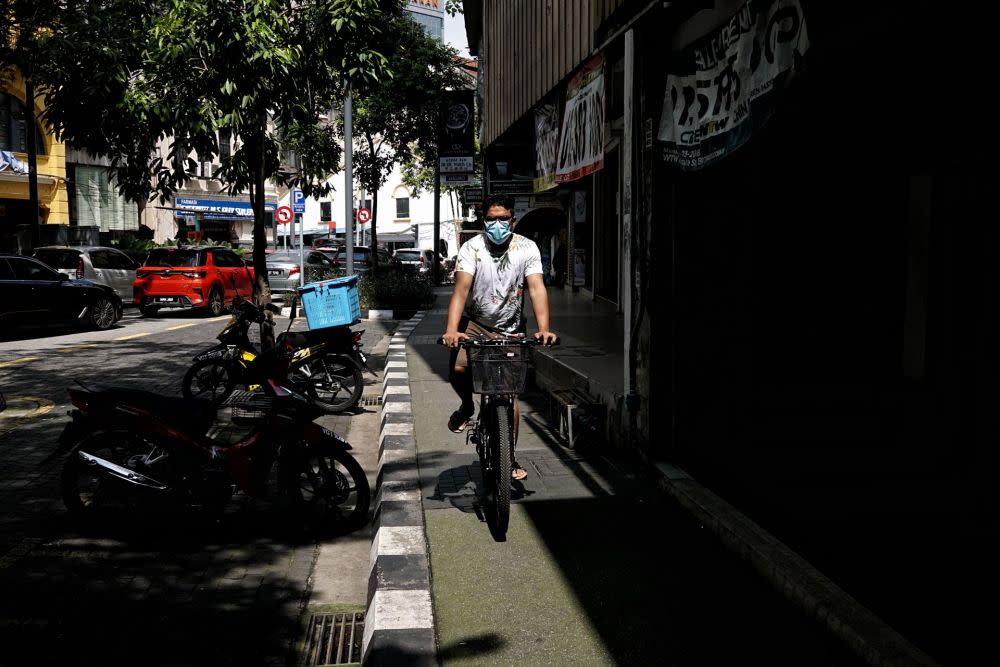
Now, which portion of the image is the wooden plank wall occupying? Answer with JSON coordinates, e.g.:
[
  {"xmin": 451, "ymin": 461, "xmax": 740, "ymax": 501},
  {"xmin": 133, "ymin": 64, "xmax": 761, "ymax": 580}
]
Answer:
[{"xmin": 483, "ymin": 0, "xmax": 605, "ymax": 147}]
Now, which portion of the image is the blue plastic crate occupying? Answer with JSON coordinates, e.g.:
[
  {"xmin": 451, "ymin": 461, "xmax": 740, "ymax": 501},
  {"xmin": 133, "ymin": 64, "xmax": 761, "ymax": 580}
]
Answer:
[{"xmin": 297, "ymin": 275, "xmax": 361, "ymax": 330}]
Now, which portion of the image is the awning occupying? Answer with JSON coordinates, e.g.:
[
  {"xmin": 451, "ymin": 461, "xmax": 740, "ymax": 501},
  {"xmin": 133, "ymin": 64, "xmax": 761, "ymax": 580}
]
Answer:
[{"xmin": 378, "ymin": 233, "xmax": 416, "ymax": 243}]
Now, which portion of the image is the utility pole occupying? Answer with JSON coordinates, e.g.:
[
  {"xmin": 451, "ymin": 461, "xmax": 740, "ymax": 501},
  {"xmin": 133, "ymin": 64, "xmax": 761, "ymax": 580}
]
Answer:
[
  {"xmin": 433, "ymin": 153, "xmax": 441, "ymax": 284},
  {"xmin": 344, "ymin": 85, "xmax": 354, "ymax": 276},
  {"xmin": 25, "ymin": 78, "xmax": 40, "ymax": 250}
]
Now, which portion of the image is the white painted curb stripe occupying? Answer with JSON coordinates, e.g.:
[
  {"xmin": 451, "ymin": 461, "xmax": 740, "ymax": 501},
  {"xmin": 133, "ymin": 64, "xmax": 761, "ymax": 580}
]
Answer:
[
  {"xmin": 364, "ymin": 590, "xmax": 434, "ymax": 646},
  {"xmin": 371, "ymin": 526, "xmax": 428, "ymax": 561}
]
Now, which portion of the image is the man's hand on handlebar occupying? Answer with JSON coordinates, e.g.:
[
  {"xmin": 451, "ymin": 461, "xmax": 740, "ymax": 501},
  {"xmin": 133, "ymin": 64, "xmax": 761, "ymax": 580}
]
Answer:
[
  {"xmin": 441, "ymin": 331, "xmax": 470, "ymax": 348},
  {"xmin": 534, "ymin": 331, "xmax": 559, "ymax": 346}
]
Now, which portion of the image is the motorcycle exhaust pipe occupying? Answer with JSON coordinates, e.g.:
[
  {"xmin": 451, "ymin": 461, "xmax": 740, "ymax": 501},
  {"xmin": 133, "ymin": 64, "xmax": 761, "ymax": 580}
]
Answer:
[{"xmin": 77, "ymin": 451, "xmax": 169, "ymax": 491}]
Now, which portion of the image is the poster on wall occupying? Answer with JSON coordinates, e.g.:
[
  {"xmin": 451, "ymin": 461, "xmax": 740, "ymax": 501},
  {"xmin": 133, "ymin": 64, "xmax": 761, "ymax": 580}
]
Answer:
[
  {"xmin": 533, "ymin": 100, "xmax": 561, "ymax": 192},
  {"xmin": 573, "ymin": 249, "xmax": 586, "ymax": 286},
  {"xmin": 658, "ymin": 0, "xmax": 809, "ymax": 170},
  {"xmin": 555, "ymin": 54, "xmax": 605, "ymax": 183}
]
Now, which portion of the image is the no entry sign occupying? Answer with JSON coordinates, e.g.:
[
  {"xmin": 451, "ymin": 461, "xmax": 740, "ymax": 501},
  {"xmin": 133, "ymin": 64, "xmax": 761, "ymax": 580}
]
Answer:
[
  {"xmin": 357, "ymin": 207, "xmax": 371, "ymax": 224},
  {"xmin": 275, "ymin": 205, "xmax": 293, "ymax": 224}
]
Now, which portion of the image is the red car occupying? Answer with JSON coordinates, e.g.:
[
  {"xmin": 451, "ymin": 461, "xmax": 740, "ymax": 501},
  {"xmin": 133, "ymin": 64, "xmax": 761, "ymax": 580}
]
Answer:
[{"xmin": 133, "ymin": 246, "xmax": 254, "ymax": 317}]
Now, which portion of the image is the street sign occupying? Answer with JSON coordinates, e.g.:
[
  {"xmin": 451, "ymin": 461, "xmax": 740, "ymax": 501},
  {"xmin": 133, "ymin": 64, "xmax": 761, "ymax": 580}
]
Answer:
[
  {"xmin": 275, "ymin": 205, "xmax": 293, "ymax": 224},
  {"xmin": 440, "ymin": 173, "xmax": 473, "ymax": 186},
  {"xmin": 291, "ymin": 188, "xmax": 305, "ymax": 213},
  {"xmin": 464, "ymin": 187, "xmax": 484, "ymax": 204},
  {"xmin": 357, "ymin": 207, "xmax": 372, "ymax": 224},
  {"xmin": 439, "ymin": 156, "xmax": 474, "ymax": 173}
]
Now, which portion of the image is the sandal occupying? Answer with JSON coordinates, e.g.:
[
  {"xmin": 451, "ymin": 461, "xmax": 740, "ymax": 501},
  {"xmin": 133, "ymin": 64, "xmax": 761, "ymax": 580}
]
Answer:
[
  {"xmin": 448, "ymin": 409, "xmax": 473, "ymax": 433},
  {"xmin": 511, "ymin": 461, "xmax": 528, "ymax": 481}
]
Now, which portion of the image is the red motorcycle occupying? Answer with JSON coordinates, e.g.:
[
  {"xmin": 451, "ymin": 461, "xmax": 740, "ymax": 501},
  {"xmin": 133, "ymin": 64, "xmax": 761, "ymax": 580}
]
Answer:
[{"xmin": 53, "ymin": 378, "xmax": 369, "ymax": 535}]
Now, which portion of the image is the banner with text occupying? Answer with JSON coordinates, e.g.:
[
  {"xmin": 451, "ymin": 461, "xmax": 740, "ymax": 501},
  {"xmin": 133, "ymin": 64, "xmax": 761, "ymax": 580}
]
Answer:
[
  {"xmin": 534, "ymin": 99, "xmax": 561, "ymax": 192},
  {"xmin": 555, "ymin": 54, "xmax": 605, "ymax": 183},
  {"xmin": 438, "ymin": 90, "xmax": 475, "ymax": 175},
  {"xmin": 658, "ymin": 0, "xmax": 809, "ymax": 170}
]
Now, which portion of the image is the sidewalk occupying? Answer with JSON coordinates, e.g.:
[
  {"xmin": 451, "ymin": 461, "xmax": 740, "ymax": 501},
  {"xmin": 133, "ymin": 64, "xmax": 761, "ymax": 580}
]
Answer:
[{"xmin": 364, "ymin": 304, "xmax": 866, "ymax": 665}]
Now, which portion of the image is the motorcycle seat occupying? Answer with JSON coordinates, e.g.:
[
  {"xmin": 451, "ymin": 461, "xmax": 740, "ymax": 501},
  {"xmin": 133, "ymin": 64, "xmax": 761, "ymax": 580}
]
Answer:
[{"xmin": 78, "ymin": 386, "xmax": 217, "ymax": 435}]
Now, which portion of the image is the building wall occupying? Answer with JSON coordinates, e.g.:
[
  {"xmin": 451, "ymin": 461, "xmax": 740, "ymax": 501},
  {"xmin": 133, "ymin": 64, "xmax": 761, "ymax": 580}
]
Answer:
[{"xmin": 0, "ymin": 67, "xmax": 70, "ymax": 225}]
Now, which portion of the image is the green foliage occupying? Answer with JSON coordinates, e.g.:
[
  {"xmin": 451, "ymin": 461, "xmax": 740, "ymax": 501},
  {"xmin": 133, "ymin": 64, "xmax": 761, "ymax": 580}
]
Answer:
[{"xmin": 357, "ymin": 265, "xmax": 435, "ymax": 309}]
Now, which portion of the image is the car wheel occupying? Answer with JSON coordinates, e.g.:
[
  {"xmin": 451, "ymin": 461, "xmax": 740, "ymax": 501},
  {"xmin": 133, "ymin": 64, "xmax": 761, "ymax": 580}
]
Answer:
[
  {"xmin": 206, "ymin": 288, "xmax": 224, "ymax": 317},
  {"xmin": 89, "ymin": 297, "xmax": 117, "ymax": 330},
  {"xmin": 139, "ymin": 305, "xmax": 159, "ymax": 318}
]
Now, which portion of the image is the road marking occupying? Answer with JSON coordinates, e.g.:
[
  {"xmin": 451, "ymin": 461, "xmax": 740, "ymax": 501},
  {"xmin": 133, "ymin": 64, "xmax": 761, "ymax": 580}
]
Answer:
[
  {"xmin": 59, "ymin": 343, "xmax": 98, "ymax": 352},
  {"xmin": 0, "ymin": 357, "xmax": 38, "ymax": 368},
  {"xmin": 166, "ymin": 323, "xmax": 197, "ymax": 331},
  {"xmin": 208, "ymin": 316, "xmax": 231, "ymax": 321},
  {"xmin": 0, "ymin": 396, "xmax": 55, "ymax": 419},
  {"xmin": 114, "ymin": 332, "xmax": 152, "ymax": 341}
]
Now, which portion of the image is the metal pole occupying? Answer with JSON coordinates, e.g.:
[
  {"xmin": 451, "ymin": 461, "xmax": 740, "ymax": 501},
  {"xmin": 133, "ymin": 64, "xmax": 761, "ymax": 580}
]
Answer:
[
  {"xmin": 433, "ymin": 155, "xmax": 441, "ymax": 283},
  {"xmin": 298, "ymin": 213, "xmax": 305, "ymax": 287},
  {"xmin": 344, "ymin": 85, "xmax": 355, "ymax": 276}
]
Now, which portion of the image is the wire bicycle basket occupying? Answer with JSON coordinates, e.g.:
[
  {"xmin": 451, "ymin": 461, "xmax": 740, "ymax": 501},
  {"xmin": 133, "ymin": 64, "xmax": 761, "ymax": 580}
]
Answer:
[{"xmin": 467, "ymin": 345, "xmax": 531, "ymax": 394}]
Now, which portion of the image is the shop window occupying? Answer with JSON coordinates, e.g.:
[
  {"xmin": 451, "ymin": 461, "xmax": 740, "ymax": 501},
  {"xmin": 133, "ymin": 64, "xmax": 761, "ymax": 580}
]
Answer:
[
  {"xmin": 0, "ymin": 92, "xmax": 46, "ymax": 155},
  {"xmin": 74, "ymin": 165, "xmax": 138, "ymax": 232}
]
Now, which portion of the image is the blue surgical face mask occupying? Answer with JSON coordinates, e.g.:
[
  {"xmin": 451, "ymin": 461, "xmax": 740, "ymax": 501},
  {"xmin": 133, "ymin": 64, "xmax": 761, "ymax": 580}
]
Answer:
[{"xmin": 484, "ymin": 218, "xmax": 512, "ymax": 245}]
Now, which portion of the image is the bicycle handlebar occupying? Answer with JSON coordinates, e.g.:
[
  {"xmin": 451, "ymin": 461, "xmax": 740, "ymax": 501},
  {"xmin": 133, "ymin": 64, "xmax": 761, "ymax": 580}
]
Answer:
[{"xmin": 437, "ymin": 334, "xmax": 560, "ymax": 347}]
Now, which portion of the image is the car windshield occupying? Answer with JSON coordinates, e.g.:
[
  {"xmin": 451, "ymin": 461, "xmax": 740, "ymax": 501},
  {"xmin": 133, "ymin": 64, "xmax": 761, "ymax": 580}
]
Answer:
[
  {"xmin": 396, "ymin": 250, "xmax": 421, "ymax": 258},
  {"xmin": 34, "ymin": 249, "xmax": 81, "ymax": 269},
  {"xmin": 144, "ymin": 249, "xmax": 203, "ymax": 267}
]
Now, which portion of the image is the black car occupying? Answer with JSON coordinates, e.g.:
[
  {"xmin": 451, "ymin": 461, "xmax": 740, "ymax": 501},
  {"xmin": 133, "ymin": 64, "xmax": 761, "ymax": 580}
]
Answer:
[{"xmin": 0, "ymin": 254, "xmax": 123, "ymax": 330}]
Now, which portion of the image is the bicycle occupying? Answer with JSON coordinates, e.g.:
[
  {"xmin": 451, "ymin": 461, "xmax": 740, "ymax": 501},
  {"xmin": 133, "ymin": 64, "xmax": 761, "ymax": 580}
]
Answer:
[{"xmin": 440, "ymin": 334, "xmax": 558, "ymax": 540}]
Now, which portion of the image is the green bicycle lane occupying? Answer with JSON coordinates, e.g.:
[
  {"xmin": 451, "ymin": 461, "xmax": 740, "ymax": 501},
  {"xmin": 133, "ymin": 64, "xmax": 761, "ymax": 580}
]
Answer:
[{"xmin": 404, "ymin": 308, "xmax": 861, "ymax": 666}]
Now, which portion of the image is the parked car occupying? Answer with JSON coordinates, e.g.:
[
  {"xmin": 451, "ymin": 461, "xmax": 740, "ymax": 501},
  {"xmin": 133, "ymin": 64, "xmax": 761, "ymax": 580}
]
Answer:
[
  {"xmin": 33, "ymin": 245, "xmax": 141, "ymax": 302},
  {"xmin": 392, "ymin": 248, "xmax": 434, "ymax": 274},
  {"xmin": 266, "ymin": 250, "xmax": 337, "ymax": 295},
  {"xmin": 132, "ymin": 246, "xmax": 254, "ymax": 317},
  {"xmin": 0, "ymin": 254, "xmax": 123, "ymax": 330},
  {"xmin": 330, "ymin": 247, "xmax": 391, "ymax": 274}
]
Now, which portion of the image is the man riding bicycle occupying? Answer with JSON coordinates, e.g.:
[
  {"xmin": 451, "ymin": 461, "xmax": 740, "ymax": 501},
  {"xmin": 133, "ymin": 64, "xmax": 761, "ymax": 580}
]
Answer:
[{"xmin": 441, "ymin": 195, "xmax": 559, "ymax": 481}]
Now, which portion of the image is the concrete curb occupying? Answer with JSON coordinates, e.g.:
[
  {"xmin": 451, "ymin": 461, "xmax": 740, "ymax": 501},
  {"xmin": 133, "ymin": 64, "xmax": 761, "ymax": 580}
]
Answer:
[
  {"xmin": 654, "ymin": 463, "xmax": 938, "ymax": 667},
  {"xmin": 363, "ymin": 312, "xmax": 436, "ymax": 666}
]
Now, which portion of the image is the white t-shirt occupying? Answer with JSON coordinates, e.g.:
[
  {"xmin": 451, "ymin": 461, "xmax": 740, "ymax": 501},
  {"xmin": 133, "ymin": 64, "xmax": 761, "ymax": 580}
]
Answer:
[{"xmin": 455, "ymin": 233, "xmax": 543, "ymax": 333}]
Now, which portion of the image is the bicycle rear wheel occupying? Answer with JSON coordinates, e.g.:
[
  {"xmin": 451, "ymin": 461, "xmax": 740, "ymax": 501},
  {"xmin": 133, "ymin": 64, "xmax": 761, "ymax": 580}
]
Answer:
[{"xmin": 485, "ymin": 401, "xmax": 512, "ymax": 540}]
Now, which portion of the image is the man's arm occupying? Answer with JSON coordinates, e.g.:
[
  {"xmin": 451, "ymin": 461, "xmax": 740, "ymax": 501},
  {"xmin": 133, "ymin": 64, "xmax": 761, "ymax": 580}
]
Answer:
[
  {"xmin": 526, "ymin": 273, "xmax": 557, "ymax": 344},
  {"xmin": 442, "ymin": 272, "xmax": 473, "ymax": 347}
]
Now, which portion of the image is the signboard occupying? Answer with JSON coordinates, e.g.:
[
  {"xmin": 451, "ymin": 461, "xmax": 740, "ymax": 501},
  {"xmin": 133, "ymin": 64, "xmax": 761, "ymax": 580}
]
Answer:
[
  {"xmin": 464, "ymin": 187, "xmax": 484, "ymax": 204},
  {"xmin": 291, "ymin": 188, "xmax": 305, "ymax": 213},
  {"xmin": 175, "ymin": 197, "xmax": 276, "ymax": 220},
  {"xmin": 533, "ymin": 100, "xmax": 561, "ymax": 192},
  {"xmin": 275, "ymin": 206, "xmax": 293, "ymax": 224},
  {"xmin": 439, "ymin": 156, "xmax": 474, "ymax": 173},
  {"xmin": 440, "ymin": 173, "xmax": 474, "ymax": 186},
  {"xmin": 357, "ymin": 207, "xmax": 372, "ymax": 223},
  {"xmin": 488, "ymin": 180, "xmax": 534, "ymax": 196},
  {"xmin": 658, "ymin": 0, "xmax": 809, "ymax": 170},
  {"xmin": 555, "ymin": 54, "xmax": 605, "ymax": 183}
]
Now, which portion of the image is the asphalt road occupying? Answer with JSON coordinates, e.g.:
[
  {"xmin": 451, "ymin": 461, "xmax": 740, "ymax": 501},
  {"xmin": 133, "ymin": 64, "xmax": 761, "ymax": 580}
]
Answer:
[{"xmin": 0, "ymin": 309, "xmax": 394, "ymax": 667}]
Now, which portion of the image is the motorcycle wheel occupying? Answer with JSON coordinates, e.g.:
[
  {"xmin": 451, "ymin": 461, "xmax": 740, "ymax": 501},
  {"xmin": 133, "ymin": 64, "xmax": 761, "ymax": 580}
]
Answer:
[
  {"xmin": 292, "ymin": 354, "xmax": 364, "ymax": 413},
  {"xmin": 182, "ymin": 359, "xmax": 237, "ymax": 404},
  {"xmin": 61, "ymin": 429, "xmax": 163, "ymax": 521},
  {"xmin": 280, "ymin": 445, "xmax": 370, "ymax": 536}
]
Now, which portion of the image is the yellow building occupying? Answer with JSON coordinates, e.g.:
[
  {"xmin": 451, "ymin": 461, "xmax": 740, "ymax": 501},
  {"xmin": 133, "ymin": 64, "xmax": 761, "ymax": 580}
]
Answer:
[{"xmin": 0, "ymin": 67, "xmax": 70, "ymax": 248}]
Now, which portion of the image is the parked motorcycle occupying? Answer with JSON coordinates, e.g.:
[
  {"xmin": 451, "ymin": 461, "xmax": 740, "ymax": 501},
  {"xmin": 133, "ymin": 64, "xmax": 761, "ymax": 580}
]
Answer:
[
  {"xmin": 54, "ymin": 379, "xmax": 370, "ymax": 535},
  {"xmin": 181, "ymin": 296, "xmax": 372, "ymax": 413}
]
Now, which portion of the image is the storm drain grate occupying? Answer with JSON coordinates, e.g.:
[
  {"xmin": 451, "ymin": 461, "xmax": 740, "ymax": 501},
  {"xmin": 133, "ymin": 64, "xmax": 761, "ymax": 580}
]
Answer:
[
  {"xmin": 303, "ymin": 611, "xmax": 365, "ymax": 665},
  {"xmin": 359, "ymin": 394, "xmax": 383, "ymax": 407}
]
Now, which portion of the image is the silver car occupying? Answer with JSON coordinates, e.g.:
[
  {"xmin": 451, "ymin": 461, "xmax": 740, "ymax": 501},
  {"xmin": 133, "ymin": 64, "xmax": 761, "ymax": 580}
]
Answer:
[
  {"xmin": 266, "ymin": 250, "xmax": 337, "ymax": 295},
  {"xmin": 33, "ymin": 245, "xmax": 140, "ymax": 302},
  {"xmin": 393, "ymin": 248, "xmax": 434, "ymax": 274}
]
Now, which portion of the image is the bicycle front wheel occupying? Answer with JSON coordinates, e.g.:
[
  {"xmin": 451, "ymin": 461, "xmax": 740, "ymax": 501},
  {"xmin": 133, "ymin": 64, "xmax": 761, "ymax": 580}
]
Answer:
[{"xmin": 486, "ymin": 401, "xmax": 513, "ymax": 540}]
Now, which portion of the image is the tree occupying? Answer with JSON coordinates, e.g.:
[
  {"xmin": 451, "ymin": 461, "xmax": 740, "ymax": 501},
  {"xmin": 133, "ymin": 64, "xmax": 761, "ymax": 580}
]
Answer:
[
  {"xmin": 346, "ymin": 13, "xmax": 463, "ymax": 270},
  {"xmin": 33, "ymin": 0, "xmax": 399, "ymax": 345}
]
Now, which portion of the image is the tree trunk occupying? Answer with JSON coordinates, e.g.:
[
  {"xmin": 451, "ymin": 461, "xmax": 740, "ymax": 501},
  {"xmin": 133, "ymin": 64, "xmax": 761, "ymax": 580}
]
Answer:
[{"xmin": 249, "ymin": 114, "xmax": 275, "ymax": 350}]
